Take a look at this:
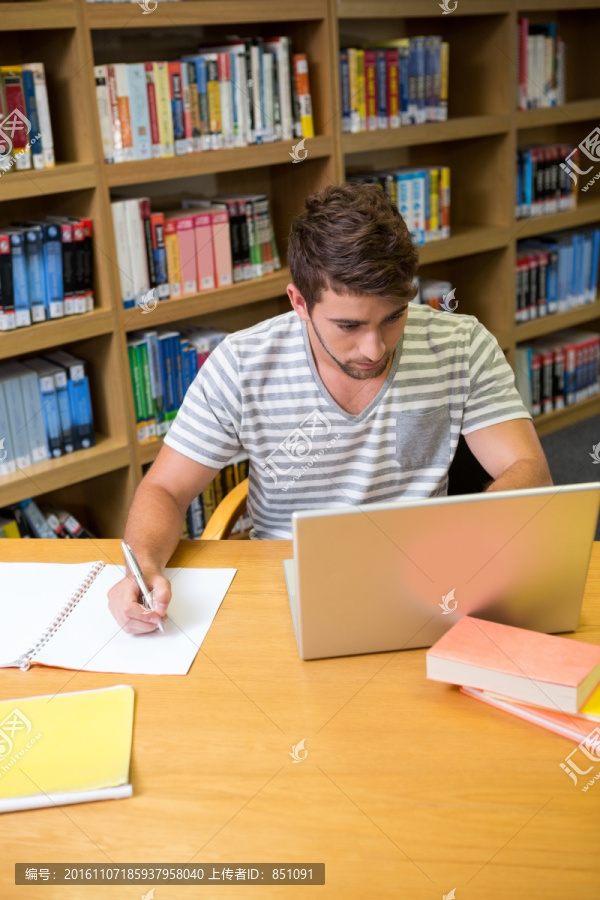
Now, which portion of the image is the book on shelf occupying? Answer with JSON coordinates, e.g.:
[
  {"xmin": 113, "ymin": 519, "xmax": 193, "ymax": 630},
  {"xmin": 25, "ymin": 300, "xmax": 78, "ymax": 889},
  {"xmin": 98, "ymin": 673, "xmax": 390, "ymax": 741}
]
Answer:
[
  {"xmin": 0, "ymin": 351, "xmax": 95, "ymax": 476},
  {"xmin": 515, "ymin": 227, "xmax": 600, "ymax": 323},
  {"xmin": 340, "ymin": 36, "xmax": 448, "ymax": 134},
  {"xmin": 177, "ymin": 450, "xmax": 251, "ymax": 540},
  {"xmin": 349, "ymin": 167, "xmax": 450, "ymax": 245},
  {"xmin": 0, "ymin": 62, "xmax": 54, "ymax": 174},
  {"xmin": 517, "ymin": 18, "xmax": 566, "ymax": 110},
  {"xmin": 0, "ymin": 216, "xmax": 94, "ymax": 331},
  {"xmin": 412, "ymin": 278, "xmax": 456, "ymax": 312},
  {"xmin": 515, "ymin": 329, "xmax": 600, "ymax": 417},
  {"xmin": 112, "ymin": 195, "xmax": 280, "ymax": 309},
  {"xmin": 426, "ymin": 615, "xmax": 600, "ymax": 715},
  {"xmin": 516, "ymin": 144, "xmax": 577, "ymax": 219},
  {"xmin": 0, "ymin": 499, "xmax": 94, "ymax": 540},
  {"xmin": 94, "ymin": 40, "xmax": 313, "ymax": 164},
  {"xmin": 127, "ymin": 325, "xmax": 229, "ymax": 444}
]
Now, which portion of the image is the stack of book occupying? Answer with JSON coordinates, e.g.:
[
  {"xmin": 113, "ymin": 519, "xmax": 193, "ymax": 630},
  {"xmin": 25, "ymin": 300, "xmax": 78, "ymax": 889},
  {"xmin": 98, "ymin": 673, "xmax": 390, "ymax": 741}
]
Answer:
[
  {"xmin": 0, "ymin": 62, "xmax": 55, "ymax": 174},
  {"xmin": 515, "ymin": 328, "xmax": 600, "ymax": 416},
  {"xmin": 0, "ymin": 351, "xmax": 95, "ymax": 475},
  {"xmin": 516, "ymin": 144, "xmax": 578, "ymax": 219},
  {"xmin": 112, "ymin": 195, "xmax": 280, "ymax": 310},
  {"xmin": 0, "ymin": 499, "xmax": 94, "ymax": 539},
  {"xmin": 95, "ymin": 41, "xmax": 313, "ymax": 163},
  {"xmin": 0, "ymin": 217, "xmax": 94, "ymax": 330},
  {"xmin": 427, "ymin": 617, "xmax": 600, "ymax": 782},
  {"xmin": 127, "ymin": 326, "xmax": 229, "ymax": 444},
  {"xmin": 348, "ymin": 167, "xmax": 450, "ymax": 246},
  {"xmin": 515, "ymin": 228, "xmax": 600, "ymax": 323},
  {"xmin": 517, "ymin": 19, "xmax": 566, "ymax": 110},
  {"xmin": 340, "ymin": 37, "xmax": 449, "ymax": 132}
]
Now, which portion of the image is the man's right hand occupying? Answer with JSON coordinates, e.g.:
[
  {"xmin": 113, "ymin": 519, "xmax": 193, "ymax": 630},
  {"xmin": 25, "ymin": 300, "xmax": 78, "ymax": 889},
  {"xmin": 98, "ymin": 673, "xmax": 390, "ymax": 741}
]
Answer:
[{"xmin": 108, "ymin": 569, "xmax": 172, "ymax": 634}]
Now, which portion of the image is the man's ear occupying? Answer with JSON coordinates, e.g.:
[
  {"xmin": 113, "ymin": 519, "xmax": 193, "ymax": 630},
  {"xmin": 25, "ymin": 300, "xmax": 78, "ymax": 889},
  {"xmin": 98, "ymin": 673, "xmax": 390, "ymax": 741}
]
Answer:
[{"xmin": 287, "ymin": 283, "xmax": 310, "ymax": 323}]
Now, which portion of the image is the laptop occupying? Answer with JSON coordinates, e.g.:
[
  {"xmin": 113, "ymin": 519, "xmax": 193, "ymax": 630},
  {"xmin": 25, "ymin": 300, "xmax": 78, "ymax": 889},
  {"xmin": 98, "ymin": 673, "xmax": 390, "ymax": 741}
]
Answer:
[{"xmin": 282, "ymin": 483, "xmax": 600, "ymax": 660}]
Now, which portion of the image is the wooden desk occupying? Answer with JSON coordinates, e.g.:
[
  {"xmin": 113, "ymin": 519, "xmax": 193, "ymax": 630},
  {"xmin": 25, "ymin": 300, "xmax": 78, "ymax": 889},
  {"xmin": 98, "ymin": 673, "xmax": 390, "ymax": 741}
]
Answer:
[{"xmin": 1, "ymin": 539, "xmax": 599, "ymax": 899}]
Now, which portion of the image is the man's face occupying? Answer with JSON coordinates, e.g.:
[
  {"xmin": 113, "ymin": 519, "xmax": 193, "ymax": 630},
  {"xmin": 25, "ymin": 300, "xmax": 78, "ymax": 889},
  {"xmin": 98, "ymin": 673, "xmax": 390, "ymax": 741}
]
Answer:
[{"xmin": 306, "ymin": 288, "xmax": 409, "ymax": 381}]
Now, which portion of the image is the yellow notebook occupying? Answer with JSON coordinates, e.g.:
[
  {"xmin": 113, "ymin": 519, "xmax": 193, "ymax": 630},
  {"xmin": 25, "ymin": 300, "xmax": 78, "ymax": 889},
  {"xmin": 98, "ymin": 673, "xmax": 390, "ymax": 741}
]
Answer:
[{"xmin": 0, "ymin": 685, "xmax": 134, "ymax": 813}]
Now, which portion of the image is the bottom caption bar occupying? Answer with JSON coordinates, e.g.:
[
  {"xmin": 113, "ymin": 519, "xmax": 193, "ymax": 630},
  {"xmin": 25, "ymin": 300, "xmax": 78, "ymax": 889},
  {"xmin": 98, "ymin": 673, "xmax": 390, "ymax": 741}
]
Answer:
[{"xmin": 16, "ymin": 865, "xmax": 325, "ymax": 885}]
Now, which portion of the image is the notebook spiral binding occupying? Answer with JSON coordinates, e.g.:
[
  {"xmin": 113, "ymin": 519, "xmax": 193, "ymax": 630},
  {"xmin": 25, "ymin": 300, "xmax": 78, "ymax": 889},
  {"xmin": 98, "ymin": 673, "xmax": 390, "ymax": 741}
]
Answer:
[{"xmin": 16, "ymin": 561, "xmax": 107, "ymax": 671}]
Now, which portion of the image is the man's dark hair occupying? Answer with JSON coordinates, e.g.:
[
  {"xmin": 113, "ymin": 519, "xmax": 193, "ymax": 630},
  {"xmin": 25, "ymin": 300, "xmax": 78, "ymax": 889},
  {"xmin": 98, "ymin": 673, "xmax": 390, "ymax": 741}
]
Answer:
[{"xmin": 287, "ymin": 181, "xmax": 419, "ymax": 315}]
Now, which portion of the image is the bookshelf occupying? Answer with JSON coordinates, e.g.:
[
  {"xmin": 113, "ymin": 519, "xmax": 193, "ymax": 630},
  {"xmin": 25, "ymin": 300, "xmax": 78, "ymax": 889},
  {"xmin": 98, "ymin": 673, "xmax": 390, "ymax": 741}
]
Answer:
[
  {"xmin": 0, "ymin": 0, "xmax": 598, "ymax": 537},
  {"xmin": 335, "ymin": 0, "xmax": 600, "ymax": 440}
]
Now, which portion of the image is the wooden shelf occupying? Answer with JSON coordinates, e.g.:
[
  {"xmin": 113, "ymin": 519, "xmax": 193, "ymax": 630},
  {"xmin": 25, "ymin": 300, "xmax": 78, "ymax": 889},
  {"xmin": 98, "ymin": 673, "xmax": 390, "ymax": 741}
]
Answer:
[
  {"xmin": 533, "ymin": 393, "xmax": 600, "ymax": 437},
  {"xmin": 0, "ymin": 435, "xmax": 130, "ymax": 508},
  {"xmin": 417, "ymin": 226, "xmax": 512, "ymax": 265},
  {"xmin": 123, "ymin": 268, "xmax": 290, "ymax": 331},
  {"xmin": 343, "ymin": 115, "xmax": 511, "ymax": 154},
  {"xmin": 87, "ymin": 0, "xmax": 329, "ymax": 28},
  {"xmin": 105, "ymin": 136, "xmax": 333, "ymax": 187},
  {"xmin": 0, "ymin": 310, "xmax": 115, "ymax": 361},
  {"xmin": 337, "ymin": 0, "xmax": 512, "ymax": 17},
  {"xmin": 514, "ymin": 201, "xmax": 600, "ymax": 239},
  {"xmin": 0, "ymin": 0, "xmax": 76, "ymax": 30},
  {"xmin": 515, "ymin": 99, "xmax": 600, "ymax": 129},
  {"xmin": 516, "ymin": 299, "xmax": 600, "ymax": 342},
  {"xmin": 0, "ymin": 163, "xmax": 97, "ymax": 201}
]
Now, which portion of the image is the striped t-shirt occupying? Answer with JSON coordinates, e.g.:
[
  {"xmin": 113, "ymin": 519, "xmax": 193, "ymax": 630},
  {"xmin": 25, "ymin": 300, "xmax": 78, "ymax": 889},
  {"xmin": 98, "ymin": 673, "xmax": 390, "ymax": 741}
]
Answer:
[{"xmin": 164, "ymin": 305, "xmax": 531, "ymax": 539}]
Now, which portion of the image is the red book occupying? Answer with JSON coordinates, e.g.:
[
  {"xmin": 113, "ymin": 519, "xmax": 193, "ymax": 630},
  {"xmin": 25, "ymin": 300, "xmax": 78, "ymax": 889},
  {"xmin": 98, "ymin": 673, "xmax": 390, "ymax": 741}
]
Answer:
[
  {"xmin": 385, "ymin": 49, "xmax": 400, "ymax": 129},
  {"xmin": 364, "ymin": 50, "xmax": 378, "ymax": 132},
  {"xmin": 144, "ymin": 62, "xmax": 161, "ymax": 158},
  {"xmin": 427, "ymin": 616, "xmax": 600, "ymax": 713},
  {"xmin": 1, "ymin": 67, "xmax": 31, "ymax": 170}
]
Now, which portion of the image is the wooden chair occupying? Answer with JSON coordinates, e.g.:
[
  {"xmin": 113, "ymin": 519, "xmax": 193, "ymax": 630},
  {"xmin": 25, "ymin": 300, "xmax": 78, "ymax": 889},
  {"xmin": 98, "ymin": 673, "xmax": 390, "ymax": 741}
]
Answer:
[
  {"xmin": 200, "ymin": 478, "xmax": 249, "ymax": 540},
  {"xmin": 200, "ymin": 438, "xmax": 489, "ymax": 539}
]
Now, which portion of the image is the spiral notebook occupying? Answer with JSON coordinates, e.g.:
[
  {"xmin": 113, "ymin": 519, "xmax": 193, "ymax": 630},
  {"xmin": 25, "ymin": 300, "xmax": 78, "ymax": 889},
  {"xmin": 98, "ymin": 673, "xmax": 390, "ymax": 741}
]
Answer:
[{"xmin": 0, "ymin": 560, "xmax": 237, "ymax": 675}]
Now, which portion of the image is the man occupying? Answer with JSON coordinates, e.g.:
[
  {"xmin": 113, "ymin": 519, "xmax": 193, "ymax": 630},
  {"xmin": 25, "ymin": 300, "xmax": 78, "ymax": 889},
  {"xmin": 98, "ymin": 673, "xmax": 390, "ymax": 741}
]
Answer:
[{"xmin": 108, "ymin": 182, "xmax": 552, "ymax": 632}]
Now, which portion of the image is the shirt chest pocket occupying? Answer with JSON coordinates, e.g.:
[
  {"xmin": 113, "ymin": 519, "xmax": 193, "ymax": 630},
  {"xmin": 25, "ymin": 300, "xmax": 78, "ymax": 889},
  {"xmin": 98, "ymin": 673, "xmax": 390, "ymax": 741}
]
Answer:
[{"xmin": 396, "ymin": 406, "xmax": 451, "ymax": 470}]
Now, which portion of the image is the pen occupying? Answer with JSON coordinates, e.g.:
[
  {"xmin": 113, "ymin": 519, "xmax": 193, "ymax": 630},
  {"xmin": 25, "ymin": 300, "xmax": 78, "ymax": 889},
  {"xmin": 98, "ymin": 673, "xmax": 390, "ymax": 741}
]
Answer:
[{"xmin": 121, "ymin": 540, "xmax": 164, "ymax": 633}]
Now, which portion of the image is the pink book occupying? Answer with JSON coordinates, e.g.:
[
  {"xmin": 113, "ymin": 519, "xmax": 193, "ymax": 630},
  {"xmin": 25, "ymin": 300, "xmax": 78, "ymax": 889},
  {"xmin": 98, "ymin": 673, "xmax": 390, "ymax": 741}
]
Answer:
[
  {"xmin": 460, "ymin": 687, "xmax": 600, "ymax": 745},
  {"xmin": 426, "ymin": 616, "xmax": 600, "ymax": 714},
  {"xmin": 174, "ymin": 215, "xmax": 197, "ymax": 295},
  {"xmin": 191, "ymin": 211, "xmax": 215, "ymax": 291},
  {"xmin": 210, "ymin": 209, "xmax": 233, "ymax": 288}
]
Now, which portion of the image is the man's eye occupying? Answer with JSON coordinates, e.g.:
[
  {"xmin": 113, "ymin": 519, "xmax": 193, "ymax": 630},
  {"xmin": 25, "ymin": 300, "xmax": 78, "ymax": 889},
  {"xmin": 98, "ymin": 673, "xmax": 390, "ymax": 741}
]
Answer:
[{"xmin": 339, "ymin": 323, "xmax": 358, "ymax": 331}]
